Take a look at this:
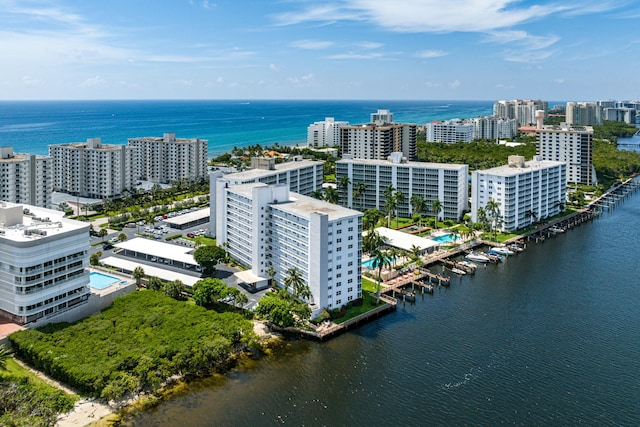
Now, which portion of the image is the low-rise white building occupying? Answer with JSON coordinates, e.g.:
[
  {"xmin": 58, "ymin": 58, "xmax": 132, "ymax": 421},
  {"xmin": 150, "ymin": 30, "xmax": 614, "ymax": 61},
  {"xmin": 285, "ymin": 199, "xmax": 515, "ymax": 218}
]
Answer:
[
  {"xmin": 0, "ymin": 147, "xmax": 52, "ymax": 208},
  {"xmin": 336, "ymin": 153, "xmax": 468, "ymax": 221},
  {"xmin": 471, "ymin": 156, "xmax": 567, "ymax": 232},
  {"xmin": 0, "ymin": 202, "xmax": 90, "ymax": 324},
  {"xmin": 215, "ymin": 182, "xmax": 362, "ymax": 316}
]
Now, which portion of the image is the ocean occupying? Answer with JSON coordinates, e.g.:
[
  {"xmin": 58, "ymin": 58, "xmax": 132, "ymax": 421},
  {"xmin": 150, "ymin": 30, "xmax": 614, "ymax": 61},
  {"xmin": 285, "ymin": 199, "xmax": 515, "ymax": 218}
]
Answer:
[
  {"xmin": 123, "ymin": 187, "xmax": 640, "ymax": 426},
  {"xmin": 0, "ymin": 100, "xmax": 496, "ymax": 157}
]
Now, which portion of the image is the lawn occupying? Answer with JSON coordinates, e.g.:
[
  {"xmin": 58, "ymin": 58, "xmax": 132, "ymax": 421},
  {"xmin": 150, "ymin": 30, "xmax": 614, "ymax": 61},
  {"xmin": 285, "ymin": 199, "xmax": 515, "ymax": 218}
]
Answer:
[{"xmin": 333, "ymin": 292, "xmax": 385, "ymax": 324}]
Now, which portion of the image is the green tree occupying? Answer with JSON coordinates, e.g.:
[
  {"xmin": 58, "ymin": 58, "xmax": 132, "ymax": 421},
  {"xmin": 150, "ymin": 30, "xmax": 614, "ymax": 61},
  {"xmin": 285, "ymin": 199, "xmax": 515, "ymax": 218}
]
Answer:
[
  {"xmin": 394, "ymin": 190, "xmax": 405, "ymax": 227},
  {"xmin": 118, "ymin": 232, "xmax": 127, "ymax": 242},
  {"xmin": 132, "ymin": 266, "xmax": 145, "ymax": 287},
  {"xmin": 371, "ymin": 248, "xmax": 390, "ymax": 305},
  {"xmin": 0, "ymin": 344, "xmax": 10, "ymax": 370},
  {"xmin": 163, "ymin": 280, "xmax": 184, "ymax": 299},
  {"xmin": 193, "ymin": 278, "xmax": 227, "ymax": 307},
  {"xmin": 283, "ymin": 267, "xmax": 306, "ymax": 299},
  {"xmin": 431, "ymin": 199, "xmax": 443, "ymax": 229},
  {"xmin": 324, "ymin": 186, "xmax": 338, "ymax": 204},
  {"xmin": 485, "ymin": 198, "xmax": 502, "ymax": 241},
  {"xmin": 98, "ymin": 228, "xmax": 108, "ymax": 242},
  {"xmin": 193, "ymin": 245, "xmax": 226, "ymax": 272},
  {"xmin": 338, "ymin": 175, "xmax": 351, "ymax": 206},
  {"xmin": 363, "ymin": 209, "xmax": 383, "ymax": 232},
  {"xmin": 353, "ymin": 181, "xmax": 367, "ymax": 210},
  {"xmin": 410, "ymin": 194, "xmax": 426, "ymax": 227},
  {"xmin": 310, "ymin": 189, "xmax": 324, "ymax": 200},
  {"xmin": 90, "ymin": 252, "xmax": 101, "ymax": 266},
  {"xmin": 147, "ymin": 276, "xmax": 163, "ymax": 291}
]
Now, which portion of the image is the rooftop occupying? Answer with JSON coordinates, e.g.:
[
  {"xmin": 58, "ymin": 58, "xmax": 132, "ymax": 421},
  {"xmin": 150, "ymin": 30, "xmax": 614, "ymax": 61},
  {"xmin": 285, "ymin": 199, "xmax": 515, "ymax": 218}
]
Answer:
[
  {"xmin": 478, "ymin": 159, "xmax": 566, "ymax": 176},
  {"xmin": 223, "ymin": 159, "xmax": 322, "ymax": 182},
  {"xmin": 337, "ymin": 156, "xmax": 467, "ymax": 171},
  {"xmin": 163, "ymin": 208, "xmax": 210, "ymax": 226},
  {"xmin": 0, "ymin": 202, "xmax": 87, "ymax": 242},
  {"xmin": 273, "ymin": 193, "xmax": 362, "ymax": 222}
]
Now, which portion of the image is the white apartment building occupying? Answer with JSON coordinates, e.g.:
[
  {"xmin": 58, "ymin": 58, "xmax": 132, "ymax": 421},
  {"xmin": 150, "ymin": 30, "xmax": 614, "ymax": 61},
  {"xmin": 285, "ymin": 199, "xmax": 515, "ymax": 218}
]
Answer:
[
  {"xmin": 565, "ymin": 102, "xmax": 603, "ymax": 126},
  {"xmin": 471, "ymin": 156, "xmax": 567, "ymax": 232},
  {"xmin": 336, "ymin": 153, "xmax": 469, "ymax": 221},
  {"xmin": 603, "ymin": 108, "xmax": 637, "ymax": 125},
  {"xmin": 472, "ymin": 116, "xmax": 519, "ymax": 140},
  {"xmin": 128, "ymin": 133, "xmax": 208, "ymax": 184},
  {"xmin": 425, "ymin": 119, "xmax": 474, "ymax": 143},
  {"xmin": 0, "ymin": 147, "xmax": 52, "ymax": 208},
  {"xmin": 0, "ymin": 202, "xmax": 90, "ymax": 324},
  {"xmin": 536, "ymin": 123, "xmax": 595, "ymax": 185},
  {"xmin": 214, "ymin": 182, "xmax": 362, "ymax": 316},
  {"xmin": 220, "ymin": 157, "xmax": 323, "ymax": 196},
  {"xmin": 50, "ymin": 138, "xmax": 134, "ymax": 199},
  {"xmin": 307, "ymin": 117, "xmax": 349, "ymax": 147},
  {"xmin": 494, "ymin": 99, "xmax": 548, "ymax": 126}
]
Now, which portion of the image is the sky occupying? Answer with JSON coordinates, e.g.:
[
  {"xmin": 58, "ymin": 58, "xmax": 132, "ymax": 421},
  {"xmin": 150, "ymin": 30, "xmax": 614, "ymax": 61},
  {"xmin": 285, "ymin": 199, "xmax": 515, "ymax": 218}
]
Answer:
[{"xmin": 1, "ymin": 0, "xmax": 639, "ymax": 101}]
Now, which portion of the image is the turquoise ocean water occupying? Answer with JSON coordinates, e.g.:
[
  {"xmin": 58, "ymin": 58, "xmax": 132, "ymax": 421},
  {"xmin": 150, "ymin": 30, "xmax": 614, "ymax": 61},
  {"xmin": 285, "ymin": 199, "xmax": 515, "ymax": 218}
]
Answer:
[{"xmin": 0, "ymin": 100, "xmax": 495, "ymax": 156}]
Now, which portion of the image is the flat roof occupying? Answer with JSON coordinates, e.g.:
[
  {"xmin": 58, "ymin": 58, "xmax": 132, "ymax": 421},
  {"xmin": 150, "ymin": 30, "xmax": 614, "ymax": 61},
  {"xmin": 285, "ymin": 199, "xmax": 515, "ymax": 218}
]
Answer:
[
  {"xmin": 478, "ymin": 159, "xmax": 565, "ymax": 176},
  {"xmin": 163, "ymin": 208, "xmax": 210, "ymax": 226},
  {"xmin": 224, "ymin": 159, "xmax": 322, "ymax": 182},
  {"xmin": 101, "ymin": 256, "xmax": 201, "ymax": 287},
  {"xmin": 273, "ymin": 193, "xmax": 362, "ymax": 221},
  {"xmin": 337, "ymin": 157, "xmax": 467, "ymax": 171},
  {"xmin": 235, "ymin": 269, "xmax": 268, "ymax": 284},
  {"xmin": 114, "ymin": 237, "xmax": 197, "ymax": 265},
  {"xmin": 375, "ymin": 227, "xmax": 439, "ymax": 252},
  {"xmin": 0, "ymin": 202, "xmax": 87, "ymax": 242}
]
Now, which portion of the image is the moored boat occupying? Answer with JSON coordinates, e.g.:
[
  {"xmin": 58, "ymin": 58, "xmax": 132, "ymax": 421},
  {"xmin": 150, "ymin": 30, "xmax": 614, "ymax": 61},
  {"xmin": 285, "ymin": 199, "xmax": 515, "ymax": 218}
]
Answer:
[
  {"xmin": 492, "ymin": 246, "xmax": 514, "ymax": 256},
  {"xmin": 465, "ymin": 252, "xmax": 490, "ymax": 263}
]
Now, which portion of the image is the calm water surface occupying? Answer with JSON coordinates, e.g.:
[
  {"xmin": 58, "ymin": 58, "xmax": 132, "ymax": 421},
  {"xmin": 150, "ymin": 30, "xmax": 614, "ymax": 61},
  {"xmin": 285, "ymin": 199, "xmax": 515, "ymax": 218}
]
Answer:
[{"xmin": 124, "ymin": 188, "xmax": 640, "ymax": 426}]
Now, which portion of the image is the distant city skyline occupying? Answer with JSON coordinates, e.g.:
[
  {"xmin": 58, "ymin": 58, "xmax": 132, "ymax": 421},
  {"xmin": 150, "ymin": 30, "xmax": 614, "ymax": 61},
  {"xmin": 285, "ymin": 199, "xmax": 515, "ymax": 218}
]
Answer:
[{"xmin": 2, "ymin": 0, "xmax": 639, "ymax": 101}]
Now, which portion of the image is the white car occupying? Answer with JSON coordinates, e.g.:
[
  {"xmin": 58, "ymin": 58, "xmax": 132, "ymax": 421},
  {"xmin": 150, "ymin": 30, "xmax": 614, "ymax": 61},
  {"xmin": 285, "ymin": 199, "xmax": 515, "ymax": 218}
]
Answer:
[{"xmin": 109, "ymin": 237, "xmax": 119, "ymax": 243}]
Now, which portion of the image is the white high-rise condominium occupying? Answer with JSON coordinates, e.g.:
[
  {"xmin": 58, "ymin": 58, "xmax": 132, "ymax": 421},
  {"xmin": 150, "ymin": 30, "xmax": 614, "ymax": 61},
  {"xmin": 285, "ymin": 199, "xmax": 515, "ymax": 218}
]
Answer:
[
  {"xmin": 565, "ymin": 102, "xmax": 603, "ymax": 126},
  {"xmin": 214, "ymin": 182, "xmax": 362, "ymax": 317},
  {"xmin": 471, "ymin": 156, "xmax": 567, "ymax": 232},
  {"xmin": 128, "ymin": 133, "xmax": 208, "ymax": 184},
  {"xmin": 472, "ymin": 116, "xmax": 519, "ymax": 140},
  {"xmin": 536, "ymin": 123, "xmax": 595, "ymax": 185},
  {"xmin": 49, "ymin": 138, "xmax": 134, "ymax": 199},
  {"xmin": 494, "ymin": 99, "xmax": 548, "ymax": 126},
  {"xmin": 307, "ymin": 117, "xmax": 349, "ymax": 147},
  {"xmin": 336, "ymin": 153, "xmax": 468, "ymax": 221},
  {"xmin": 0, "ymin": 202, "xmax": 90, "ymax": 324},
  {"xmin": 0, "ymin": 147, "xmax": 52, "ymax": 208},
  {"xmin": 425, "ymin": 119, "xmax": 474, "ymax": 143}
]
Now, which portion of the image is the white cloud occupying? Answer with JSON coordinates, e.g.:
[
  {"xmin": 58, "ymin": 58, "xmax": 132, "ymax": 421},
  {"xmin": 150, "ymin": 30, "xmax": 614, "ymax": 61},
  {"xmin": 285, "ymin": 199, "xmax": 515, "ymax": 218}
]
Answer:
[
  {"xmin": 328, "ymin": 52, "xmax": 384, "ymax": 60},
  {"xmin": 269, "ymin": 63, "xmax": 281, "ymax": 72},
  {"xmin": 201, "ymin": 1, "xmax": 217, "ymax": 9},
  {"xmin": 484, "ymin": 31, "xmax": 559, "ymax": 50},
  {"xmin": 80, "ymin": 75, "xmax": 107, "ymax": 88},
  {"xmin": 21, "ymin": 75, "xmax": 45, "ymax": 87},
  {"xmin": 356, "ymin": 41, "xmax": 383, "ymax": 50},
  {"xmin": 415, "ymin": 50, "xmax": 447, "ymax": 59},
  {"xmin": 554, "ymin": 78, "xmax": 565, "ymax": 84},
  {"xmin": 288, "ymin": 74, "xmax": 316, "ymax": 85},
  {"xmin": 290, "ymin": 40, "xmax": 334, "ymax": 50},
  {"xmin": 448, "ymin": 79, "xmax": 462, "ymax": 89}
]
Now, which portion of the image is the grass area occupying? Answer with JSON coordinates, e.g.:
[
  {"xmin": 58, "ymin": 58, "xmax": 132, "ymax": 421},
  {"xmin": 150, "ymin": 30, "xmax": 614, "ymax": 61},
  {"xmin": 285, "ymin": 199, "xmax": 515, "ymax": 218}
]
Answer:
[
  {"xmin": 362, "ymin": 277, "xmax": 378, "ymax": 293},
  {"xmin": 183, "ymin": 235, "xmax": 217, "ymax": 246},
  {"xmin": 333, "ymin": 292, "xmax": 385, "ymax": 324}
]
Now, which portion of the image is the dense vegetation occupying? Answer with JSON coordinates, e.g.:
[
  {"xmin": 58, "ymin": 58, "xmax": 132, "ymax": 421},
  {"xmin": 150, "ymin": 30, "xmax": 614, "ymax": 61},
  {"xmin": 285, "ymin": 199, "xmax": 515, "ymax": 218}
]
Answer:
[
  {"xmin": 593, "ymin": 120, "xmax": 638, "ymax": 142},
  {"xmin": 0, "ymin": 352, "xmax": 78, "ymax": 427},
  {"xmin": 593, "ymin": 139, "xmax": 640, "ymax": 188},
  {"xmin": 9, "ymin": 291, "xmax": 256, "ymax": 401}
]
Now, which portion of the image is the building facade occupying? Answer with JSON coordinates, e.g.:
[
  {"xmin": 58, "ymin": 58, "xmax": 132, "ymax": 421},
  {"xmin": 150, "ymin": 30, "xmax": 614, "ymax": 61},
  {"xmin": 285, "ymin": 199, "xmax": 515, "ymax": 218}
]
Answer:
[
  {"xmin": 472, "ymin": 116, "xmax": 519, "ymax": 140},
  {"xmin": 128, "ymin": 133, "xmax": 208, "ymax": 184},
  {"xmin": 0, "ymin": 202, "xmax": 90, "ymax": 324},
  {"xmin": 425, "ymin": 119, "xmax": 474, "ymax": 143},
  {"xmin": 565, "ymin": 102, "xmax": 603, "ymax": 126},
  {"xmin": 307, "ymin": 117, "xmax": 349, "ymax": 147},
  {"xmin": 536, "ymin": 123, "xmax": 595, "ymax": 185},
  {"xmin": 339, "ymin": 110, "xmax": 417, "ymax": 161},
  {"xmin": 471, "ymin": 156, "xmax": 567, "ymax": 232},
  {"xmin": 50, "ymin": 138, "xmax": 134, "ymax": 199},
  {"xmin": 219, "ymin": 157, "xmax": 323, "ymax": 196},
  {"xmin": 336, "ymin": 153, "xmax": 469, "ymax": 221},
  {"xmin": 494, "ymin": 99, "xmax": 548, "ymax": 126},
  {"xmin": 214, "ymin": 182, "xmax": 362, "ymax": 315},
  {"xmin": 603, "ymin": 108, "xmax": 637, "ymax": 125},
  {"xmin": 0, "ymin": 147, "xmax": 52, "ymax": 208}
]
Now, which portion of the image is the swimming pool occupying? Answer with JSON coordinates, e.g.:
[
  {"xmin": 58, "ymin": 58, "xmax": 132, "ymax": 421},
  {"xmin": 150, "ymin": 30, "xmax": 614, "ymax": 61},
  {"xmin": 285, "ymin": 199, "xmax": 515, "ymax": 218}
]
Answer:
[
  {"xmin": 362, "ymin": 257, "xmax": 395, "ymax": 269},
  {"xmin": 430, "ymin": 233, "xmax": 460, "ymax": 244},
  {"xmin": 89, "ymin": 272, "xmax": 120, "ymax": 290}
]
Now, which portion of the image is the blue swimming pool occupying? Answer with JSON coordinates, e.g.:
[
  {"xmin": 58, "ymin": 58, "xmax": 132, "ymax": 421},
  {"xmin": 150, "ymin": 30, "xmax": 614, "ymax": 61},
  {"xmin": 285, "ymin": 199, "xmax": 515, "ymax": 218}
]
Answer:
[
  {"xmin": 431, "ymin": 233, "xmax": 460, "ymax": 244},
  {"xmin": 89, "ymin": 272, "xmax": 120, "ymax": 290},
  {"xmin": 362, "ymin": 257, "xmax": 395, "ymax": 269}
]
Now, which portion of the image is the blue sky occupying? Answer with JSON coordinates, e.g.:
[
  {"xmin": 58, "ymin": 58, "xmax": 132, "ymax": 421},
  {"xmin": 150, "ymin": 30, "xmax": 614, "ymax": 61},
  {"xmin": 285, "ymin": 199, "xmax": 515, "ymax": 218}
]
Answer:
[{"xmin": 1, "ymin": 0, "xmax": 639, "ymax": 101}]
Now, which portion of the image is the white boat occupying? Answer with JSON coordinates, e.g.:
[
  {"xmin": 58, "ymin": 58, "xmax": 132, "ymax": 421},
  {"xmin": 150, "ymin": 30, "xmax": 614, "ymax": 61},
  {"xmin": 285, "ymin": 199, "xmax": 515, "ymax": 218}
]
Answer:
[
  {"xmin": 451, "ymin": 267, "xmax": 466, "ymax": 275},
  {"xmin": 549, "ymin": 226, "xmax": 565, "ymax": 233},
  {"xmin": 492, "ymin": 246, "xmax": 514, "ymax": 256},
  {"xmin": 459, "ymin": 260, "xmax": 477, "ymax": 269},
  {"xmin": 465, "ymin": 252, "xmax": 490, "ymax": 263}
]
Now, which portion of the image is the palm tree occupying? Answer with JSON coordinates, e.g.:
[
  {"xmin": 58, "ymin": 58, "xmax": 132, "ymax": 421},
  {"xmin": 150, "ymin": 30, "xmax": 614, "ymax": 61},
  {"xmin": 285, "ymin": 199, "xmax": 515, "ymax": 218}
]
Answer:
[
  {"xmin": 371, "ymin": 248, "xmax": 390, "ymax": 305},
  {"xmin": 410, "ymin": 244, "xmax": 422, "ymax": 262},
  {"xmin": 394, "ymin": 190, "xmax": 405, "ymax": 228},
  {"xmin": 310, "ymin": 189, "xmax": 324, "ymax": 200},
  {"xmin": 485, "ymin": 199, "xmax": 502, "ymax": 241},
  {"xmin": 267, "ymin": 265, "xmax": 277, "ymax": 288},
  {"xmin": 98, "ymin": 228, "xmax": 108, "ymax": 242},
  {"xmin": 410, "ymin": 194, "xmax": 426, "ymax": 227},
  {"xmin": 132, "ymin": 266, "xmax": 145, "ymax": 288},
  {"xmin": 363, "ymin": 229, "xmax": 386, "ymax": 255},
  {"xmin": 431, "ymin": 199, "xmax": 443, "ymax": 229},
  {"xmin": 338, "ymin": 175, "xmax": 351, "ymax": 206},
  {"xmin": 353, "ymin": 181, "xmax": 367, "ymax": 210},
  {"xmin": 324, "ymin": 186, "xmax": 338, "ymax": 204},
  {"xmin": 363, "ymin": 209, "xmax": 383, "ymax": 232},
  {"xmin": 0, "ymin": 345, "xmax": 10, "ymax": 370},
  {"xmin": 284, "ymin": 267, "xmax": 309, "ymax": 301}
]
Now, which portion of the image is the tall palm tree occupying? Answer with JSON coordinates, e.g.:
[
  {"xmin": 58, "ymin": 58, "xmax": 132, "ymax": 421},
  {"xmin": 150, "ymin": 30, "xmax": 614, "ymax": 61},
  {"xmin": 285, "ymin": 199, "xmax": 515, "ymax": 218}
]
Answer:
[
  {"xmin": 485, "ymin": 198, "xmax": 502, "ymax": 241},
  {"xmin": 363, "ymin": 209, "xmax": 383, "ymax": 232},
  {"xmin": 394, "ymin": 190, "xmax": 405, "ymax": 228},
  {"xmin": 324, "ymin": 186, "xmax": 338, "ymax": 204},
  {"xmin": 410, "ymin": 244, "xmax": 422, "ymax": 262},
  {"xmin": 267, "ymin": 266, "xmax": 277, "ymax": 288},
  {"xmin": 338, "ymin": 175, "xmax": 351, "ymax": 206},
  {"xmin": 363, "ymin": 229, "xmax": 386, "ymax": 255},
  {"xmin": 431, "ymin": 199, "xmax": 443, "ymax": 229},
  {"xmin": 284, "ymin": 267, "xmax": 305, "ymax": 297},
  {"xmin": 310, "ymin": 189, "xmax": 324, "ymax": 200},
  {"xmin": 353, "ymin": 181, "xmax": 367, "ymax": 210},
  {"xmin": 384, "ymin": 197, "xmax": 397, "ymax": 228},
  {"xmin": 371, "ymin": 248, "xmax": 390, "ymax": 305},
  {"xmin": 410, "ymin": 194, "xmax": 426, "ymax": 227}
]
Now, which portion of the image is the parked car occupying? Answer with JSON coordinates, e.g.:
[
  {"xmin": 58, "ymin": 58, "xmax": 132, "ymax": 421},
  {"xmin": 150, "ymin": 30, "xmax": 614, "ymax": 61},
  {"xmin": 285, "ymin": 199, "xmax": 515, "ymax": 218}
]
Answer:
[
  {"xmin": 109, "ymin": 237, "xmax": 118, "ymax": 243},
  {"xmin": 102, "ymin": 243, "xmax": 114, "ymax": 250}
]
